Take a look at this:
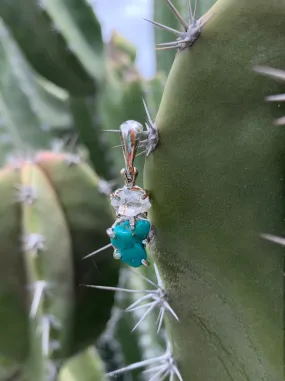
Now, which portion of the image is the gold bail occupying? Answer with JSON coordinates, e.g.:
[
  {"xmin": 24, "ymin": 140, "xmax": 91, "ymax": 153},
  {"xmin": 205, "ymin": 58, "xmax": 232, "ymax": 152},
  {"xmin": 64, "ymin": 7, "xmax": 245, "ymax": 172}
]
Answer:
[{"xmin": 119, "ymin": 120, "xmax": 143, "ymax": 186}]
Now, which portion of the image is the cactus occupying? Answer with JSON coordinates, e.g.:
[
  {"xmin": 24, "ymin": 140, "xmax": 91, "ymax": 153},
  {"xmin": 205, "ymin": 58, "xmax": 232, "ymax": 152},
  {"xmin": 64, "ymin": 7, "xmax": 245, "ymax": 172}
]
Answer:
[
  {"xmin": 144, "ymin": 0, "xmax": 285, "ymax": 380},
  {"xmin": 59, "ymin": 347, "xmax": 105, "ymax": 381},
  {"xmin": 0, "ymin": 0, "xmax": 170, "ymax": 379},
  {"xmin": 0, "ymin": 0, "xmax": 100, "ymax": 95},
  {"xmin": 0, "ymin": 152, "xmax": 119, "ymax": 381},
  {"xmin": 3, "ymin": 0, "xmax": 284, "ymax": 380}
]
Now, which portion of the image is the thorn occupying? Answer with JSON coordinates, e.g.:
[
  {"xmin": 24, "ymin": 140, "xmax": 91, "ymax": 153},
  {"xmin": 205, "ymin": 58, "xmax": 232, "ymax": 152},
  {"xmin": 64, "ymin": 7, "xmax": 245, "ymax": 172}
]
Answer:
[
  {"xmin": 112, "ymin": 144, "xmax": 123, "ymax": 149},
  {"xmin": 142, "ymin": 98, "xmax": 153, "ymax": 127},
  {"xmin": 136, "ymin": 150, "xmax": 147, "ymax": 157},
  {"xmin": 274, "ymin": 116, "xmax": 285, "ymax": 126},
  {"xmin": 143, "ymin": 18, "xmax": 181, "ymax": 35},
  {"xmin": 85, "ymin": 264, "xmax": 179, "ymax": 332},
  {"xmin": 261, "ymin": 233, "xmax": 285, "ymax": 246},
  {"xmin": 157, "ymin": 307, "xmax": 165, "ymax": 333},
  {"xmin": 106, "ymin": 335, "xmax": 183, "ymax": 380},
  {"xmin": 156, "ymin": 45, "xmax": 178, "ymax": 51},
  {"xmin": 80, "ymin": 284, "xmax": 154, "ymax": 294},
  {"xmin": 153, "ymin": 263, "xmax": 164, "ymax": 288},
  {"xmin": 157, "ymin": 41, "xmax": 182, "ymax": 47},
  {"xmin": 143, "ymin": 364, "xmax": 167, "ymax": 374},
  {"xmin": 127, "ymin": 300, "xmax": 156, "ymax": 313},
  {"xmin": 164, "ymin": 301, "xmax": 180, "ymax": 321},
  {"xmin": 193, "ymin": 0, "xmax": 198, "ymax": 22},
  {"xmin": 254, "ymin": 66, "xmax": 285, "ymax": 81},
  {"xmin": 126, "ymin": 293, "xmax": 155, "ymax": 311},
  {"xmin": 106, "ymin": 353, "xmax": 168, "ymax": 377},
  {"xmin": 37, "ymin": 315, "xmax": 61, "ymax": 357},
  {"xmin": 140, "ymin": 99, "xmax": 159, "ymax": 156},
  {"xmin": 265, "ymin": 94, "xmax": 285, "ymax": 102},
  {"xmin": 129, "ymin": 267, "xmax": 158, "ymax": 288},
  {"xmin": 187, "ymin": 0, "xmax": 194, "ymax": 23},
  {"xmin": 173, "ymin": 364, "xmax": 184, "ymax": 381},
  {"xmin": 163, "ymin": 0, "xmax": 188, "ymax": 31},
  {"xmin": 149, "ymin": 368, "xmax": 169, "ymax": 381},
  {"xmin": 29, "ymin": 280, "xmax": 51, "ymax": 318},
  {"xmin": 82, "ymin": 243, "xmax": 113, "ymax": 260},
  {"xmin": 131, "ymin": 301, "xmax": 160, "ymax": 332}
]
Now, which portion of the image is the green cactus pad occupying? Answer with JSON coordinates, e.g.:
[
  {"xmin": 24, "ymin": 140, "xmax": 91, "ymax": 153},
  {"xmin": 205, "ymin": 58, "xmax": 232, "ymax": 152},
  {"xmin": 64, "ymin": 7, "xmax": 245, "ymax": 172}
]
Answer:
[
  {"xmin": 35, "ymin": 152, "xmax": 120, "ymax": 354},
  {"xmin": 0, "ymin": 0, "xmax": 95, "ymax": 95},
  {"xmin": 0, "ymin": 152, "xmax": 120, "ymax": 371},
  {"xmin": 42, "ymin": 0, "xmax": 105, "ymax": 84},
  {"xmin": 0, "ymin": 21, "xmax": 51, "ymax": 150},
  {"xmin": 0, "ymin": 167, "xmax": 28, "ymax": 361},
  {"xmin": 20, "ymin": 161, "xmax": 74, "ymax": 381},
  {"xmin": 144, "ymin": 0, "xmax": 285, "ymax": 380}
]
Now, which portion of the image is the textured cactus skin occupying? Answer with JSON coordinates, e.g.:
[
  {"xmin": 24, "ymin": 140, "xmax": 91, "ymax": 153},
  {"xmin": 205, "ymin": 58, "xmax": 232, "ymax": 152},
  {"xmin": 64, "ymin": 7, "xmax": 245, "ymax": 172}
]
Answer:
[
  {"xmin": 21, "ymin": 161, "xmax": 74, "ymax": 381},
  {"xmin": 0, "ymin": 168, "xmax": 28, "ymax": 361},
  {"xmin": 0, "ymin": 19, "xmax": 72, "ymax": 135},
  {"xmin": 144, "ymin": 0, "xmax": 285, "ymax": 380},
  {"xmin": 0, "ymin": 152, "xmax": 119, "ymax": 375},
  {"xmin": 43, "ymin": 0, "xmax": 105, "ymax": 83},
  {"xmin": 59, "ymin": 347, "xmax": 105, "ymax": 381},
  {"xmin": 35, "ymin": 152, "xmax": 120, "ymax": 354},
  {"xmin": 0, "ymin": 21, "xmax": 51, "ymax": 150}
]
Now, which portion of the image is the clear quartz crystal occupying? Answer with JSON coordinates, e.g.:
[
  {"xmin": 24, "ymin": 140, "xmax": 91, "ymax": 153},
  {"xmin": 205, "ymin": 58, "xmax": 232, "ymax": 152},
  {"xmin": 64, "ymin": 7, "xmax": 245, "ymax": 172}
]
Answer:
[{"xmin": 110, "ymin": 185, "xmax": 151, "ymax": 217}]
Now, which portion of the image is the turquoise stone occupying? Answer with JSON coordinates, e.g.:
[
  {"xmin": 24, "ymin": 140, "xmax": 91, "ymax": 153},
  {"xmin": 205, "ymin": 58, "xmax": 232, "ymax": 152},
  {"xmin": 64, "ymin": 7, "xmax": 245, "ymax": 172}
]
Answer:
[
  {"xmin": 110, "ymin": 221, "xmax": 133, "ymax": 249},
  {"xmin": 119, "ymin": 243, "xmax": 147, "ymax": 268},
  {"xmin": 133, "ymin": 219, "xmax": 151, "ymax": 241},
  {"xmin": 109, "ymin": 219, "xmax": 151, "ymax": 267}
]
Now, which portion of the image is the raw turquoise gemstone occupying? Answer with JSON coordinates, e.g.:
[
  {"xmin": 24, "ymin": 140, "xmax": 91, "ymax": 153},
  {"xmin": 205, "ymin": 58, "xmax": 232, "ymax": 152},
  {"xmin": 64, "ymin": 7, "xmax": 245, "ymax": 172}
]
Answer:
[
  {"xmin": 111, "ymin": 219, "xmax": 151, "ymax": 249},
  {"xmin": 110, "ymin": 219, "xmax": 151, "ymax": 267},
  {"xmin": 110, "ymin": 221, "xmax": 133, "ymax": 249},
  {"xmin": 133, "ymin": 219, "xmax": 151, "ymax": 242},
  {"xmin": 119, "ymin": 243, "xmax": 147, "ymax": 268}
]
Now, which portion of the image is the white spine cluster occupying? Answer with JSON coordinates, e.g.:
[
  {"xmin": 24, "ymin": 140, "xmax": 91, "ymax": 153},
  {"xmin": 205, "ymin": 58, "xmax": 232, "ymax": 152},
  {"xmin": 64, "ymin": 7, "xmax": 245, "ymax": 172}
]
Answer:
[
  {"xmin": 145, "ymin": 0, "xmax": 213, "ymax": 52},
  {"xmin": 84, "ymin": 264, "xmax": 182, "ymax": 380}
]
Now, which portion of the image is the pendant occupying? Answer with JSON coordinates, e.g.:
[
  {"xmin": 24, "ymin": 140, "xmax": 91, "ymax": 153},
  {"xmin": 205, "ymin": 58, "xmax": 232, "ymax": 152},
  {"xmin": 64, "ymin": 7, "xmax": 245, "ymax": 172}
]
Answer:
[
  {"xmin": 83, "ymin": 113, "xmax": 156, "ymax": 267},
  {"xmin": 107, "ymin": 120, "xmax": 154, "ymax": 267}
]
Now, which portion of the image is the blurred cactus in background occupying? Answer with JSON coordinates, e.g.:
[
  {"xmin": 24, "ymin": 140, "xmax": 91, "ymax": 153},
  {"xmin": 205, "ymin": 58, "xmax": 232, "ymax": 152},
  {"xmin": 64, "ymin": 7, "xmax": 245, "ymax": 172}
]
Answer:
[
  {"xmin": 0, "ymin": 0, "xmax": 284, "ymax": 381},
  {"xmin": 0, "ymin": 0, "xmax": 164, "ymax": 380}
]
